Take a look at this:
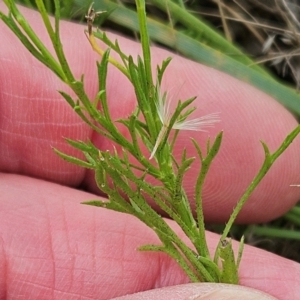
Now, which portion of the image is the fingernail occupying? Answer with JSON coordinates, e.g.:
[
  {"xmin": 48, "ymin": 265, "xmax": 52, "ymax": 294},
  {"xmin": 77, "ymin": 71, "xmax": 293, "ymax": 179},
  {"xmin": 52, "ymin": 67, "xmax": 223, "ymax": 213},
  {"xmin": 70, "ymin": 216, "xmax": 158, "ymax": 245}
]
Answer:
[{"xmin": 191, "ymin": 284, "xmax": 277, "ymax": 300}]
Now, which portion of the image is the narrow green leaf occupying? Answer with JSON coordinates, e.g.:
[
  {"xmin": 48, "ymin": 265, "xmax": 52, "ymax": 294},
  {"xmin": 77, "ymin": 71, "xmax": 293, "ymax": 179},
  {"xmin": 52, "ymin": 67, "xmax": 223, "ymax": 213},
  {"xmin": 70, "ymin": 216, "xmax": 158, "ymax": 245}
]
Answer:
[
  {"xmin": 157, "ymin": 57, "xmax": 172, "ymax": 85},
  {"xmin": 64, "ymin": 138, "xmax": 94, "ymax": 153},
  {"xmin": 218, "ymin": 239, "xmax": 239, "ymax": 284},
  {"xmin": 53, "ymin": 148, "xmax": 93, "ymax": 169},
  {"xmin": 236, "ymin": 236, "xmax": 245, "ymax": 269}
]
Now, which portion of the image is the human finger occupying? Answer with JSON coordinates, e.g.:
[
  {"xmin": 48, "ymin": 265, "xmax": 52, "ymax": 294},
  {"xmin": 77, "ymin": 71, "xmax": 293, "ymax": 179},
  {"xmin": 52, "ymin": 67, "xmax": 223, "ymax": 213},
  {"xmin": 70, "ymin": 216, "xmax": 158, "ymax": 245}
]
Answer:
[{"xmin": 0, "ymin": 173, "xmax": 299, "ymax": 299}]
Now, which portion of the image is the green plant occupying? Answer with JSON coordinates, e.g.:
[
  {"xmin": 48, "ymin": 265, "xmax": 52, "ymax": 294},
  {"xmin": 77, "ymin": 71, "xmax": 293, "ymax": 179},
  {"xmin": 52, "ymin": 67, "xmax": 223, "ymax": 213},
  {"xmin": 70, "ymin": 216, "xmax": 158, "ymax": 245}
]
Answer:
[{"xmin": 1, "ymin": 0, "xmax": 300, "ymax": 284}]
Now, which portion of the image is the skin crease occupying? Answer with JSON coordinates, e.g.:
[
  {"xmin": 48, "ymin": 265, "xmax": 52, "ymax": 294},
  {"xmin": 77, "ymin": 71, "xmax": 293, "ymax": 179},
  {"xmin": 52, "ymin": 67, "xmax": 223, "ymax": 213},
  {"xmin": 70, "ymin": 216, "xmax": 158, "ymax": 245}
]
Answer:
[{"xmin": 1, "ymin": 2, "xmax": 300, "ymax": 299}]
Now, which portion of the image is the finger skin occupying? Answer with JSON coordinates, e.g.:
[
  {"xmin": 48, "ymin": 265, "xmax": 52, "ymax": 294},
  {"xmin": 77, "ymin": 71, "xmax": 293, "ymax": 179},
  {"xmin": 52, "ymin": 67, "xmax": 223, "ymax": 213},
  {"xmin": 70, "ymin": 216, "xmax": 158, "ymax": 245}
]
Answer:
[
  {"xmin": 1, "ymin": 4, "xmax": 300, "ymax": 225},
  {"xmin": 113, "ymin": 283, "xmax": 278, "ymax": 300},
  {"xmin": 0, "ymin": 174, "xmax": 299, "ymax": 299}
]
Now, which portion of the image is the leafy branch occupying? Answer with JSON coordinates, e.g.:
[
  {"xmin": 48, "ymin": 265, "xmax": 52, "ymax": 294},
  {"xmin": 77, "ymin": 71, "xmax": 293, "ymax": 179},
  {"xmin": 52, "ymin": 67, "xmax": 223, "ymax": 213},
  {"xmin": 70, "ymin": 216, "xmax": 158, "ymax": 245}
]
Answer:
[{"xmin": 1, "ymin": 0, "xmax": 300, "ymax": 284}]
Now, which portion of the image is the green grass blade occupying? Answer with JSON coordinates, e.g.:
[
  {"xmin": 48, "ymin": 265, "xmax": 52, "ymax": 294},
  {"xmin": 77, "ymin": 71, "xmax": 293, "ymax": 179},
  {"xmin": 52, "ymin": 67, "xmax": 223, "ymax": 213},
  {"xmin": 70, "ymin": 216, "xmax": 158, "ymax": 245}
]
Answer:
[{"xmin": 150, "ymin": 0, "xmax": 268, "ymax": 75}]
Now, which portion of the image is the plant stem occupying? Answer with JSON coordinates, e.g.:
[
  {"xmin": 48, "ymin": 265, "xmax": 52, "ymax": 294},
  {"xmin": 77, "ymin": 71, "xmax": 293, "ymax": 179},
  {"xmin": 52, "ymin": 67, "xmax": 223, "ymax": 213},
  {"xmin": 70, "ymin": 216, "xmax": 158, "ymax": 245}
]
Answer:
[{"xmin": 135, "ymin": 0, "xmax": 153, "ymax": 91}]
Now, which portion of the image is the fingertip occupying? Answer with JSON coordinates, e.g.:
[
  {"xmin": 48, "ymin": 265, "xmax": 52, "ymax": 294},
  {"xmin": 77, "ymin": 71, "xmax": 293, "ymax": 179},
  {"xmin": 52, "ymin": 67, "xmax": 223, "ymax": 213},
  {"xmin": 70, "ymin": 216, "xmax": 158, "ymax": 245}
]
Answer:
[{"xmin": 112, "ymin": 283, "xmax": 277, "ymax": 300}]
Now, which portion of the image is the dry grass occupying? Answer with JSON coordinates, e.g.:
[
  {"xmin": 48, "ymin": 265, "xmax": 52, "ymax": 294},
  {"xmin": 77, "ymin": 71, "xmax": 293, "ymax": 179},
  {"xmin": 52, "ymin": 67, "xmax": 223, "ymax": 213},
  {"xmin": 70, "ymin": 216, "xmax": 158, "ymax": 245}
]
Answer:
[{"xmin": 194, "ymin": 0, "xmax": 300, "ymax": 88}]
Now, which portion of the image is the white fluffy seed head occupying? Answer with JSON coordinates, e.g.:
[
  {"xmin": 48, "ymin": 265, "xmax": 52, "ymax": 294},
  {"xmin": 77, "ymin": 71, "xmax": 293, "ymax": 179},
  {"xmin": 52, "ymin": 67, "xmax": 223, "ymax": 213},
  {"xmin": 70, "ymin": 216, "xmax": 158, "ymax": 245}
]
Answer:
[
  {"xmin": 173, "ymin": 112, "xmax": 220, "ymax": 131},
  {"xmin": 150, "ymin": 85, "xmax": 220, "ymax": 159}
]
